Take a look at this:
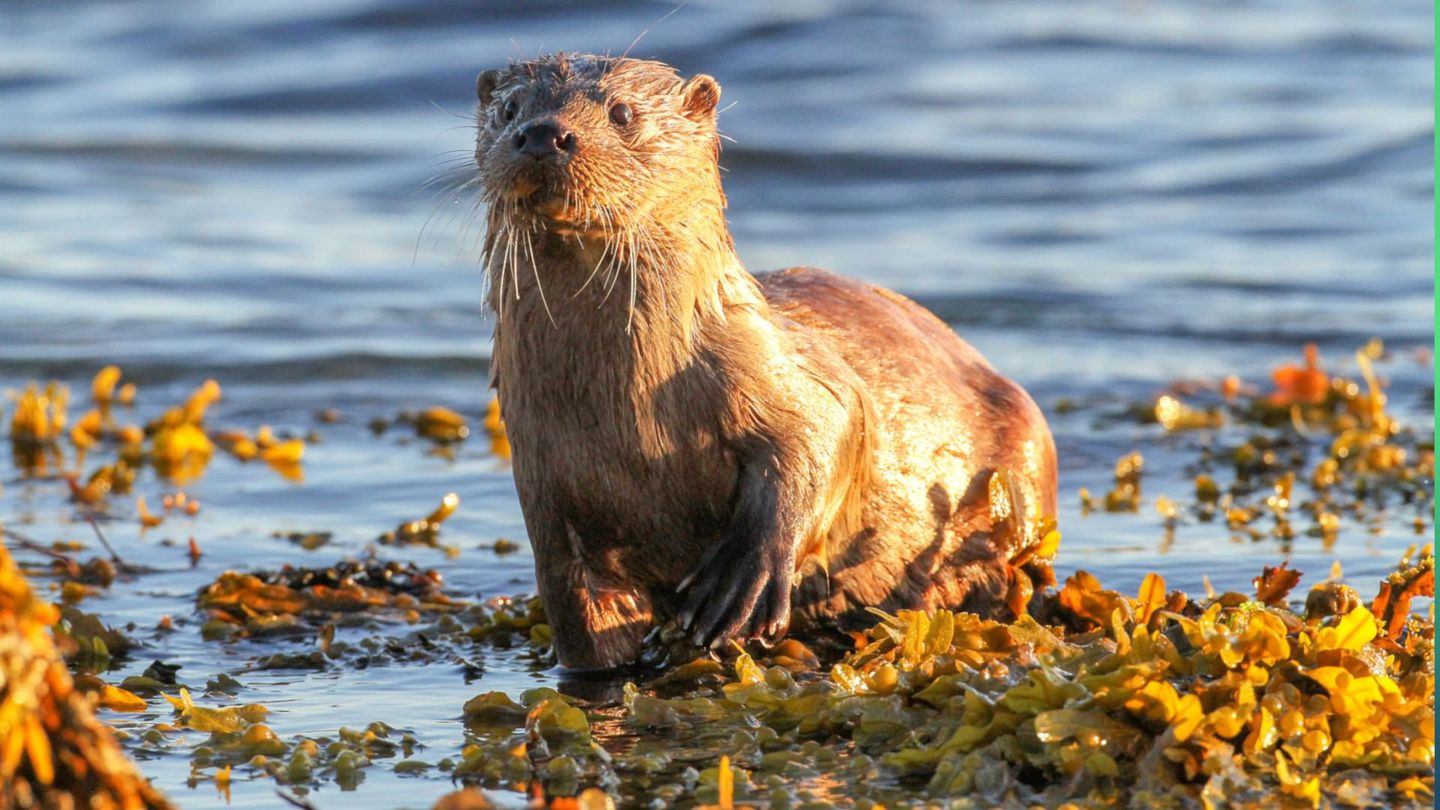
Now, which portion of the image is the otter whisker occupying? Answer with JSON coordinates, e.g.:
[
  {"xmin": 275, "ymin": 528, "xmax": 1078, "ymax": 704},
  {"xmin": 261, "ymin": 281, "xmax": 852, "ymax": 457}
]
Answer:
[
  {"xmin": 418, "ymin": 160, "xmax": 478, "ymax": 191},
  {"xmin": 426, "ymin": 98, "xmax": 484, "ymax": 123},
  {"xmin": 520, "ymin": 224, "xmax": 557, "ymax": 326},
  {"xmin": 490, "ymin": 217, "xmax": 513, "ymax": 315},
  {"xmin": 510, "ymin": 220, "xmax": 523, "ymax": 307},
  {"xmin": 634, "ymin": 221, "xmax": 670, "ymax": 333},
  {"xmin": 597, "ymin": 227, "xmax": 626, "ymax": 310},
  {"xmin": 483, "ymin": 221, "xmax": 502, "ymax": 313},
  {"xmin": 574, "ymin": 227, "xmax": 616, "ymax": 298},
  {"xmin": 415, "ymin": 165, "xmax": 484, "ymax": 259},
  {"xmin": 464, "ymin": 194, "xmax": 494, "ymax": 264},
  {"xmin": 487, "ymin": 212, "xmax": 516, "ymax": 320},
  {"xmin": 591, "ymin": 202, "xmax": 622, "ymax": 306},
  {"xmin": 625, "ymin": 226, "xmax": 639, "ymax": 333},
  {"xmin": 622, "ymin": 2, "xmax": 687, "ymax": 60},
  {"xmin": 461, "ymin": 183, "xmax": 499, "ymax": 250}
]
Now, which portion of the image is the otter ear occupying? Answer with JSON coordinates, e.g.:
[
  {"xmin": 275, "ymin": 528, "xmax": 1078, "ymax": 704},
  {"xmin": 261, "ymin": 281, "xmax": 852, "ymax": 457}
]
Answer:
[
  {"xmin": 679, "ymin": 74, "xmax": 721, "ymax": 121},
  {"xmin": 476, "ymin": 69, "xmax": 503, "ymax": 106}
]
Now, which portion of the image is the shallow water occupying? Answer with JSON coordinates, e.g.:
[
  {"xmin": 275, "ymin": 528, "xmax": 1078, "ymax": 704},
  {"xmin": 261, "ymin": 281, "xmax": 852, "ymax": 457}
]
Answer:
[{"xmin": 0, "ymin": 1, "xmax": 1433, "ymax": 807}]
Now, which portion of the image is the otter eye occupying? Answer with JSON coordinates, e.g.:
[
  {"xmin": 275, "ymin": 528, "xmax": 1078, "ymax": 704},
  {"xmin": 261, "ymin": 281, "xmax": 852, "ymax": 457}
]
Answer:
[
  {"xmin": 609, "ymin": 102, "xmax": 633, "ymax": 127},
  {"xmin": 502, "ymin": 99, "xmax": 519, "ymax": 123}
]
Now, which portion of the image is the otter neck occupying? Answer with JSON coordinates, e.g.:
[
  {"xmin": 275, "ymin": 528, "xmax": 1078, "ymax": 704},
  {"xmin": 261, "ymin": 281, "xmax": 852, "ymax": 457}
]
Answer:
[{"xmin": 489, "ymin": 203, "xmax": 747, "ymax": 329}]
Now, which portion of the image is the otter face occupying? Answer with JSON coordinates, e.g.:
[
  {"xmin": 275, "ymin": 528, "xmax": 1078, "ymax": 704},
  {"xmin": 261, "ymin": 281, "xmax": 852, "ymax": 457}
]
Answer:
[{"xmin": 474, "ymin": 54, "xmax": 723, "ymax": 228}]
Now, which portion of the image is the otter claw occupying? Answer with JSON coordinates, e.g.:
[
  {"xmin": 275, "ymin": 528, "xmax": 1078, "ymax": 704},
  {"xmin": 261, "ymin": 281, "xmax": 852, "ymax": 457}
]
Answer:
[
  {"xmin": 678, "ymin": 537, "xmax": 792, "ymax": 649},
  {"xmin": 675, "ymin": 570, "xmax": 699, "ymax": 595}
]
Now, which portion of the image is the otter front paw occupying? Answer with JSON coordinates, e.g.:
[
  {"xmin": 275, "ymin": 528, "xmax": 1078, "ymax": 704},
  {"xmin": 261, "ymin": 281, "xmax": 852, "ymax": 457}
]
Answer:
[{"xmin": 676, "ymin": 535, "xmax": 793, "ymax": 649}]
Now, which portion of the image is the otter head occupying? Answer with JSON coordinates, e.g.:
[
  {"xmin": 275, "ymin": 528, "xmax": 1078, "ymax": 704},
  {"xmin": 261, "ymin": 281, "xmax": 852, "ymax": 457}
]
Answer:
[{"xmin": 474, "ymin": 54, "xmax": 724, "ymax": 233}]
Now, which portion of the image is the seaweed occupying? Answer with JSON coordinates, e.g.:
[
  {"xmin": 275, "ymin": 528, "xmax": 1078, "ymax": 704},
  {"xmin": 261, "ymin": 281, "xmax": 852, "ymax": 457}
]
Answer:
[
  {"xmin": 0, "ymin": 537, "xmax": 173, "ymax": 808},
  {"xmin": 1, "ymin": 344, "xmax": 1430, "ymax": 809},
  {"xmin": 439, "ymin": 556, "xmax": 1433, "ymax": 808}
]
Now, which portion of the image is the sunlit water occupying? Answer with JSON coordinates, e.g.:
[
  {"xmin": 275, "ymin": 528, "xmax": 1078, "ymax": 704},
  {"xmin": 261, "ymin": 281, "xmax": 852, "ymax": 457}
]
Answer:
[{"xmin": 0, "ymin": 1, "xmax": 1432, "ymax": 807}]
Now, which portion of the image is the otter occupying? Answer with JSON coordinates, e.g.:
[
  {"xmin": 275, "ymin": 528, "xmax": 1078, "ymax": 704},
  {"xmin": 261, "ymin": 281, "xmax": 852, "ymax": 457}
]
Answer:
[{"xmin": 472, "ymin": 54, "xmax": 1057, "ymax": 670}]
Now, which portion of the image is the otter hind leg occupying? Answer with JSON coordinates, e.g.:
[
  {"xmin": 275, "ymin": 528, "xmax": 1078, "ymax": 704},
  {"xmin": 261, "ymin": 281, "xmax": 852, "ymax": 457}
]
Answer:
[
  {"xmin": 545, "ymin": 568, "xmax": 654, "ymax": 671},
  {"xmin": 537, "ymin": 523, "xmax": 654, "ymax": 671}
]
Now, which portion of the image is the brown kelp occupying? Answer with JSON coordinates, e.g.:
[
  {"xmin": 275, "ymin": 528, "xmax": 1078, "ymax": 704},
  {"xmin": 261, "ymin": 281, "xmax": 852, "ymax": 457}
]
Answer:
[
  {"xmin": 0, "ymin": 536, "xmax": 173, "ymax": 809},
  {"xmin": 445, "ymin": 555, "xmax": 1432, "ymax": 808}
]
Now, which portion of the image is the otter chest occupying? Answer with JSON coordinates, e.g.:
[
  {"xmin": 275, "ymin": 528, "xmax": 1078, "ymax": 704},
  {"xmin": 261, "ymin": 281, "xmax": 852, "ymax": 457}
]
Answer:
[{"xmin": 496, "ymin": 339, "xmax": 738, "ymax": 551}]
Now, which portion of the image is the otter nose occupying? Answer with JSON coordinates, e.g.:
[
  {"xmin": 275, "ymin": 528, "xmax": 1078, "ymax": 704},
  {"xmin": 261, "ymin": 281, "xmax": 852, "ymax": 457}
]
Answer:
[{"xmin": 513, "ymin": 121, "xmax": 577, "ymax": 159}]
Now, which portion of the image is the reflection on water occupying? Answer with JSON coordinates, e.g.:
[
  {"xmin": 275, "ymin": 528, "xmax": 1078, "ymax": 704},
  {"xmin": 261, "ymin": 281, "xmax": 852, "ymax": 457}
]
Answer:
[{"xmin": 0, "ymin": 0, "xmax": 1431, "ymax": 806}]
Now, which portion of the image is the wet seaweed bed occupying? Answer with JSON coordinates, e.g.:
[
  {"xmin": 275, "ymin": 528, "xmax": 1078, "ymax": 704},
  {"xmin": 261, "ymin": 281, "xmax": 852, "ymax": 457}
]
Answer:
[{"xmin": 0, "ymin": 339, "xmax": 1432, "ymax": 809}]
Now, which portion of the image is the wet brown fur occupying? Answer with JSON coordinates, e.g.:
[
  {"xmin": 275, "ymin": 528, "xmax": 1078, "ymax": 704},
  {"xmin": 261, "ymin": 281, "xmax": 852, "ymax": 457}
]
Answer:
[{"xmin": 473, "ymin": 54, "xmax": 1058, "ymax": 670}]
